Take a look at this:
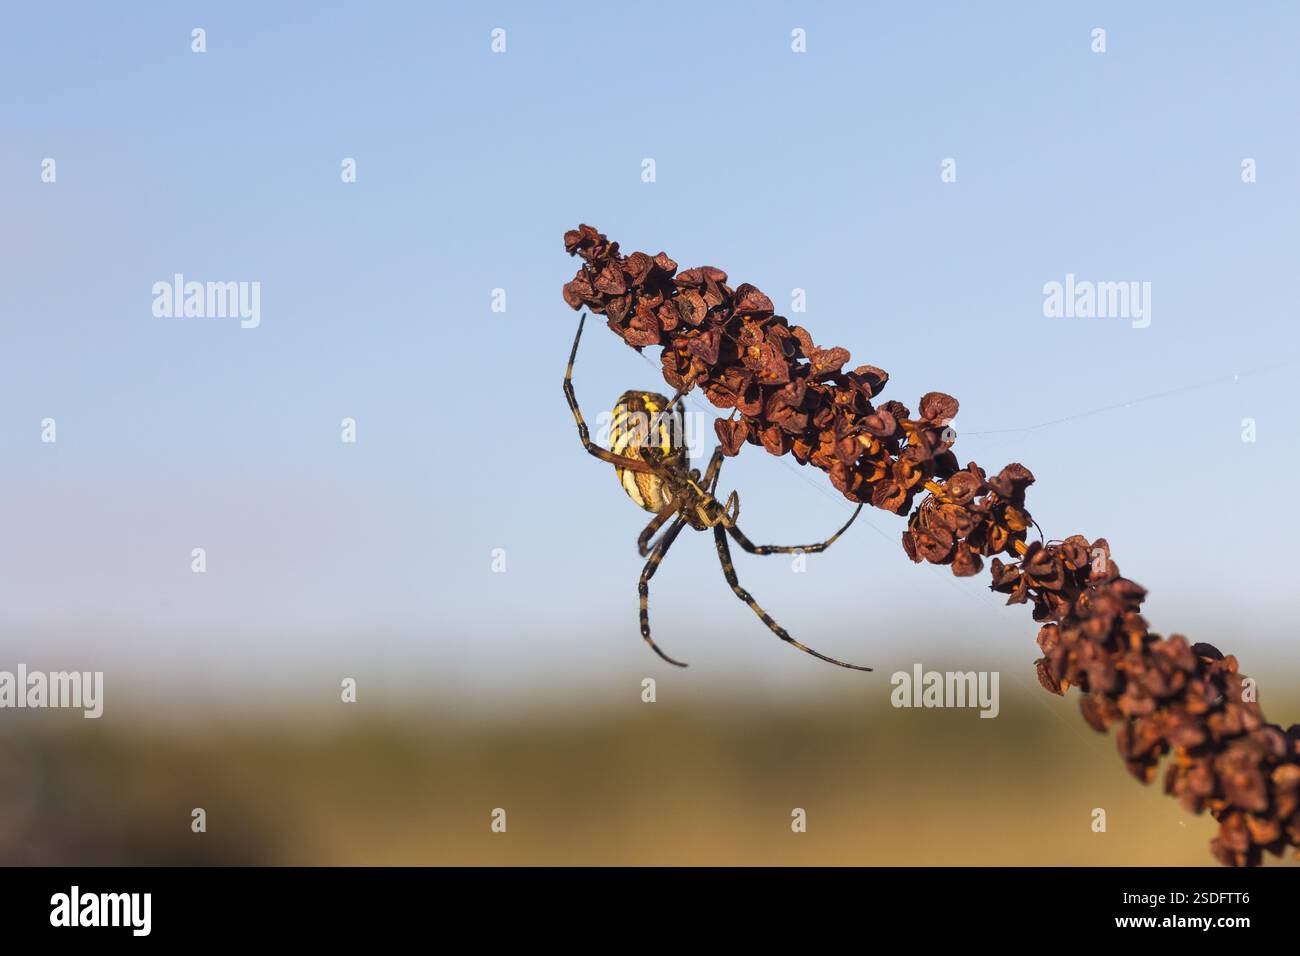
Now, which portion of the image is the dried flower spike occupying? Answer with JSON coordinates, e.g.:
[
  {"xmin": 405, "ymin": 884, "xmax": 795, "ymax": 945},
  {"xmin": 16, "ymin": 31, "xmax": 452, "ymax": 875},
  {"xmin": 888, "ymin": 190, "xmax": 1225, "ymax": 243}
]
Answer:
[{"xmin": 562, "ymin": 224, "xmax": 1299, "ymax": 866}]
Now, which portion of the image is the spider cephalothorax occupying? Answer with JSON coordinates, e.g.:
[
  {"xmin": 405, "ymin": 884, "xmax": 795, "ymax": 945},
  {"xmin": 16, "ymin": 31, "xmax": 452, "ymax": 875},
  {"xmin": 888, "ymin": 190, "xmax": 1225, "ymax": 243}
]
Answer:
[{"xmin": 564, "ymin": 313, "xmax": 870, "ymax": 671}]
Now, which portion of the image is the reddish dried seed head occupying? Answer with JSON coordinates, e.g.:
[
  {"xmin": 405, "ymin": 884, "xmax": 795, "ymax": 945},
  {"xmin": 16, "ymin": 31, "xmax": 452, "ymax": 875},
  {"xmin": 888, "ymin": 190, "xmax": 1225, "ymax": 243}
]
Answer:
[{"xmin": 562, "ymin": 226, "xmax": 1299, "ymax": 867}]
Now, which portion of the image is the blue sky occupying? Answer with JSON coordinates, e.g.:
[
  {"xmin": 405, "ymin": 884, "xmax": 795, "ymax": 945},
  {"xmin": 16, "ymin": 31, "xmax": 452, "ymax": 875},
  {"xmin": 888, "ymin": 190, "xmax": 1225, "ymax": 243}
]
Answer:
[{"xmin": 1, "ymin": 2, "xmax": 1296, "ymax": 708}]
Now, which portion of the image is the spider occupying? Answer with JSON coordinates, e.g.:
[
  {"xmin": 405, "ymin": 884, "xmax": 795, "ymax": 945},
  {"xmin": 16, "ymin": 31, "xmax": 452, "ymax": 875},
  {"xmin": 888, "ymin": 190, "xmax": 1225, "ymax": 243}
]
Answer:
[{"xmin": 562, "ymin": 313, "xmax": 871, "ymax": 671}]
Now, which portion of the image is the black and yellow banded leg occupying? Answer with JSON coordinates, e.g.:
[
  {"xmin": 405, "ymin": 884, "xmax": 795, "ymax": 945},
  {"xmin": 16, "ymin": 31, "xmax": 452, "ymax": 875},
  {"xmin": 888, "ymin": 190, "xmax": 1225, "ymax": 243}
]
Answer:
[
  {"xmin": 684, "ymin": 446, "xmax": 738, "ymax": 528},
  {"xmin": 712, "ymin": 525, "xmax": 872, "ymax": 672},
  {"xmin": 639, "ymin": 516, "xmax": 690, "ymax": 668},
  {"xmin": 564, "ymin": 313, "xmax": 657, "ymax": 475},
  {"xmin": 668, "ymin": 388, "xmax": 688, "ymax": 420},
  {"xmin": 726, "ymin": 503, "xmax": 864, "ymax": 556},
  {"xmin": 702, "ymin": 446, "xmax": 725, "ymax": 491},
  {"xmin": 637, "ymin": 501, "xmax": 678, "ymax": 558}
]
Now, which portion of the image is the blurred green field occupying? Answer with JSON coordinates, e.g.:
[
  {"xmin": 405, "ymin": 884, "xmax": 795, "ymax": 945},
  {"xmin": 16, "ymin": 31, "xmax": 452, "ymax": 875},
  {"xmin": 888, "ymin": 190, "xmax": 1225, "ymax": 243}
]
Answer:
[{"xmin": 4, "ymin": 686, "xmax": 1296, "ymax": 866}]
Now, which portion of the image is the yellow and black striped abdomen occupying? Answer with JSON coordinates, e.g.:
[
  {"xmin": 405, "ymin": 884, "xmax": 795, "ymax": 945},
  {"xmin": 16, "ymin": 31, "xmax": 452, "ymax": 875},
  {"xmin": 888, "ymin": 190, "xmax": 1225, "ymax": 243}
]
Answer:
[{"xmin": 610, "ymin": 391, "xmax": 684, "ymax": 513}]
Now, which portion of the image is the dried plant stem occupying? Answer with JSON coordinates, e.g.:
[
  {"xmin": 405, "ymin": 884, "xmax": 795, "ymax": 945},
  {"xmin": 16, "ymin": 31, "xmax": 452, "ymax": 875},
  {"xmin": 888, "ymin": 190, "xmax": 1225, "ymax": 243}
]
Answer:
[{"xmin": 561, "ymin": 224, "xmax": 1300, "ymax": 866}]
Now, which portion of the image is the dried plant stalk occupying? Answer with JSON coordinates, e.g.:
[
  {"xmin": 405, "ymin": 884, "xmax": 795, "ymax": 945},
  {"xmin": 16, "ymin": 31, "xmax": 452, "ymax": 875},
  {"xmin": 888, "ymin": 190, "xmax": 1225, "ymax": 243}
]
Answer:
[{"xmin": 561, "ymin": 224, "xmax": 1300, "ymax": 866}]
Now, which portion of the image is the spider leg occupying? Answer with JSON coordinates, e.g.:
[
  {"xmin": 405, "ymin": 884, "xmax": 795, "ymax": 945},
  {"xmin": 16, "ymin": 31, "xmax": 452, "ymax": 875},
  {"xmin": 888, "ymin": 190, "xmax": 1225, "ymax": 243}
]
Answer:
[
  {"xmin": 563, "ymin": 313, "xmax": 657, "ymax": 475},
  {"xmin": 712, "ymin": 525, "xmax": 872, "ymax": 671},
  {"xmin": 667, "ymin": 384, "xmax": 689, "ymax": 414},
  {"xmin": 702, "ymin": 446, "xmax": 725, "ymax": 490},
  {"xmin": 639, "ymin": 515, "xmax": 690, "ymax": 668},
  {"xmin": 726, "ymin": 504, "xmax": 864, "ymax": 555},
  {"xmin": 636, "ymin": 501, "xmax": 678, "ymax": 558},
  {"xmin": 699, "ymin": 449, "xmax": 741, "ymax": 527},
  {"xmin": 671, "ymin": 394, "xmax": 689, "ymax": 458}
]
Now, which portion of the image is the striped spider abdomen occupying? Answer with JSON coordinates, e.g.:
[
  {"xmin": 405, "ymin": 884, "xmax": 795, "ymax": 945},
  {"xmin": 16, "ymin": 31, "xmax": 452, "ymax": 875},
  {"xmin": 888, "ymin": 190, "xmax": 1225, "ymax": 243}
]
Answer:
[{"xmin": 609, "ymin": 391, "xmax": 685, "ymax": 512}]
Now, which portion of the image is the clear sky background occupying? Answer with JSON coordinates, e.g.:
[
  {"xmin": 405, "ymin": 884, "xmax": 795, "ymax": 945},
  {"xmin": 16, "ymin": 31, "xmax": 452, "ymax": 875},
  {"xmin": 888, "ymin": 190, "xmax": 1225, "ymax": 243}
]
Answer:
[{"xmin": 1, "ymin": 2, "xmax": 1296, "ymax": 711}]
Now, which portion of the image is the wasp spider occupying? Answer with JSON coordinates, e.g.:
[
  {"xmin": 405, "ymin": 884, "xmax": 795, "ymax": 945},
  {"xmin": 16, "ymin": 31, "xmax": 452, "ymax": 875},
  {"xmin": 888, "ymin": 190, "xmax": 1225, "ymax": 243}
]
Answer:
[{"xmin": 563, "ymin": 314, "xmax": 870, "ymax": 671}]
